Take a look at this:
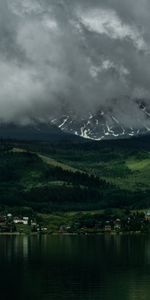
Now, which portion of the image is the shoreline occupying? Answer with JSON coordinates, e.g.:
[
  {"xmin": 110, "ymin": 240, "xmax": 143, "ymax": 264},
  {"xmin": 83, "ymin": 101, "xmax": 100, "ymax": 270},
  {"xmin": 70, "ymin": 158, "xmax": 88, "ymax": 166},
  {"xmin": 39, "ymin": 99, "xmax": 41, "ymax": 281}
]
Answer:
[{"xmin": 0, "ymin": 230, "xmax": 146, "ymax": 236}]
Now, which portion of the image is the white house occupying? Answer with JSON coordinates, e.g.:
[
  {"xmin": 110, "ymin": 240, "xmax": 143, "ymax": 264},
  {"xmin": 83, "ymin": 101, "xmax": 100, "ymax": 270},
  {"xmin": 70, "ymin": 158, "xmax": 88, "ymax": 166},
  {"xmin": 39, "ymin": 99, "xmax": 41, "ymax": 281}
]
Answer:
[{"xmin": 14, "ymin": 217, "xmax": 29, "ymax": 225}]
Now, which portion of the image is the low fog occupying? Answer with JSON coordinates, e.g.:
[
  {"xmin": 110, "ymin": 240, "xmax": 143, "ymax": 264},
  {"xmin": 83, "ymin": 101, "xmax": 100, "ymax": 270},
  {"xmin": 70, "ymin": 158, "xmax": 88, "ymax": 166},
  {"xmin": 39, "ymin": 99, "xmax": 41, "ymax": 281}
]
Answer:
[{"xmin": 0, "ymin": 0, "xmax": 150, "ymax": 128}]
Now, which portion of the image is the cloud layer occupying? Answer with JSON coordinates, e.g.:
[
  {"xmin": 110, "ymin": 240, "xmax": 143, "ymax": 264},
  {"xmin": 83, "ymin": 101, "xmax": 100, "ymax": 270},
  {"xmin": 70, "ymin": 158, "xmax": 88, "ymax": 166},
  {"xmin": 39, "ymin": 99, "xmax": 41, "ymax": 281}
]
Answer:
[{"xmin": 0, "ymin": 0, "xmax": 150, "ymax": 127}]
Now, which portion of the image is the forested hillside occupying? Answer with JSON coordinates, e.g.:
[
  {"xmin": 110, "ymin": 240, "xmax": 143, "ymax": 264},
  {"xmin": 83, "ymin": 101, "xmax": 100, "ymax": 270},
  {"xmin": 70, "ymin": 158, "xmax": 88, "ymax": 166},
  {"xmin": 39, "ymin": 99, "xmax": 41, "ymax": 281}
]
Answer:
[
  {"xmin": 0, "ymin": 136, "xmax": 150, "ymax": 212},
  {"xmin": 0, "ymin": 148, "xmax": 112, "ymax": 211}
]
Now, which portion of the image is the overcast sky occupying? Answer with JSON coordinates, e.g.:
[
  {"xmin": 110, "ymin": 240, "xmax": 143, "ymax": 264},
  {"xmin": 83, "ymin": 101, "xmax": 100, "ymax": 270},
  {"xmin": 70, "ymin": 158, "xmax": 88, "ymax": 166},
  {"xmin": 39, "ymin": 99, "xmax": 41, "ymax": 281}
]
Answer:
[{"xmin": 0, "ymin": 0, "xmax": 150, "ymax": 127}]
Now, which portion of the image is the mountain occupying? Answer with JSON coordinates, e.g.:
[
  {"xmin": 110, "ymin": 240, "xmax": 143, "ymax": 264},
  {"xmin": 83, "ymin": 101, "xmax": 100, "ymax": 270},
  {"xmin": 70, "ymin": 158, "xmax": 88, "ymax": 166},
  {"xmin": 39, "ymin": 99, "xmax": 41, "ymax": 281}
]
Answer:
[
  {"xmin": 0, "ymin": 102, "xmax": 150, "ymax": 142},
  {"xmin": 50, "ymin": 102, "xmax": 150, "ymax": 140}
]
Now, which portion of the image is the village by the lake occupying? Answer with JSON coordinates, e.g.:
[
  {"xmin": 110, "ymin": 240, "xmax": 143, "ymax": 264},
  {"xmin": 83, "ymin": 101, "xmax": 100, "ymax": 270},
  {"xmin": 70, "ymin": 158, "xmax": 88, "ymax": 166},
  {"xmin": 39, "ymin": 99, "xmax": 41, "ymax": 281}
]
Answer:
[{"xmin": 1, "ymin": 210, "xmax": 150, "ymax": 235}]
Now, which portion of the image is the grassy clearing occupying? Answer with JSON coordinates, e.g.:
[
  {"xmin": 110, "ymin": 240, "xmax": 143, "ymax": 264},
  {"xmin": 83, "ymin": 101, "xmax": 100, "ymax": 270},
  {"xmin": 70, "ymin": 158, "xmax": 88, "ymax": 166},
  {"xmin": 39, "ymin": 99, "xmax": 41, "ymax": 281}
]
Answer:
[
  {"xmin": 126, "ymin": 158, "xmax": 150, "ymax": 171},
  {"xmin": 12, "ymin": 147, "xmax": 79, "ymax": 173},
  {"xmin": 38, "ymin": 154, "xmax": 78, "ymax": 172},
  {"xmin": 99, "ymin": 161, "xmax": 150, "ymax": 191},
  {"xmin": 53, "ymin": 151, "xmax": 150, "ymax": 191}
]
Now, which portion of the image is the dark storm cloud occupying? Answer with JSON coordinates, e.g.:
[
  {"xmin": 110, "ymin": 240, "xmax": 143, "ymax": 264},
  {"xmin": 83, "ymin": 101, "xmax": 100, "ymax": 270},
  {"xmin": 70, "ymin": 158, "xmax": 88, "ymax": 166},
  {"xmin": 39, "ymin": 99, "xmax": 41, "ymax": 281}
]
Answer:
[{"xmin": 0, "ymin": 0, "xmax": 150, "ymax": 127}]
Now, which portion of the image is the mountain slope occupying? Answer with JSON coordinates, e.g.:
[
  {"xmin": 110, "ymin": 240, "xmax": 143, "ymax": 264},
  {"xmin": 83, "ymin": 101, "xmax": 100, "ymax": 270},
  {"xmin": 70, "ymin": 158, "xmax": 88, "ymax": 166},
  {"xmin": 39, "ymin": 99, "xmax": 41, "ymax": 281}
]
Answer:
[
  {"xmin": 50, "ymin": 105, "xmax": 150, "ymax": 140},
  {"xmin": 0, "ymin": 101, "xmax": 150, "ymax": 142},
  {"xmin": 0, "ymin": 149, "xmax": 112, "ymax": 211},
  {"xmin": 0, "ymin": 137, "xmax": 150, "ymax": 210}
]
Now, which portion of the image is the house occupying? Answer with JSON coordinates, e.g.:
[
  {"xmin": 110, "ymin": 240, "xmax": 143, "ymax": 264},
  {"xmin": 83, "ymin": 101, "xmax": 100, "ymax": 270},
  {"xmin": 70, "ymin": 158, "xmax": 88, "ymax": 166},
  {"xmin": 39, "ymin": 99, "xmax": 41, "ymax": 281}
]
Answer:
[
  {"xmin": 7, "ymin": 213, "xmax": 12, "ymax": 219},
  {"xmin": 14, "ymin": 218, "xmax": 23, "ymax": 224},
  {"xmin": 22, "ymin": 217, "xmax": 29, "ymax": 225},
  {"xmin": 14, "ymin": 217, "xmax": 29, "ymax": 225},
  {"xmin": 145, "ymin": 211, "xmax": 150, "ymax": 221},
  {"xmin": 114, "ymin": 218, "xmax": 121, "ymax": 231},
  {"xmin": 104, "ymin": 221, "xmax": 112, "ymax": 232},
  {"xmin": 59, "ymin": 225, "xmax": 65, "ymax": 233},
  {"xmin": 31, "ymin": 221, "xmax": 37, "ymax": 227},
  {"xmin": 41, "ymin": 227, "xmax": 48, "ymax": 233},
  {"xmin": 59, "ymin": 224, "xmax": 71, "ymax": 233}
]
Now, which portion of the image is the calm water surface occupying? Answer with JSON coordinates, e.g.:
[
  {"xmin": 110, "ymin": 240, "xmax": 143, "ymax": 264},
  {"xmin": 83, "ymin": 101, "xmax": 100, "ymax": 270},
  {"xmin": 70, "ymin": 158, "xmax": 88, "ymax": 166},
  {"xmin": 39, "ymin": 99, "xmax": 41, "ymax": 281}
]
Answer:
[{"xmin": 1, "ymin": 234, "xmax": 150, "ymax": 300}]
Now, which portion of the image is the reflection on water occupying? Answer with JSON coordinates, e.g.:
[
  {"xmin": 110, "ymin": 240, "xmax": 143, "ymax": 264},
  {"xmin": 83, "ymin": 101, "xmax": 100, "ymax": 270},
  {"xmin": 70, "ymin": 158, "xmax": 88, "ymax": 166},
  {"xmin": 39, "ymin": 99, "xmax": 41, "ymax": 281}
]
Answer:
[{"xmin": 1, "ymin": 235, "xmax": 150, "ymax": 300}]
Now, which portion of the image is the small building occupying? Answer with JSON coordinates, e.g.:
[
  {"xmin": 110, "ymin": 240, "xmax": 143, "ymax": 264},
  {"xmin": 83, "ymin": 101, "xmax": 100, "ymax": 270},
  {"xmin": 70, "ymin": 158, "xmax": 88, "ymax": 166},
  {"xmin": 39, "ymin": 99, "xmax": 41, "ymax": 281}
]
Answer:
[
  {"xmin": 14, "ymin": 218, "xmax": 22, "ymax": 224},
  {"xmin": 22, "ymin": 217, "xmax": 29, "ymax": 225},
  {"xmin": 114, "ymin": 219, "xmax": 121, "ymax": 231},
  {"xmin": 41, "ymin": 227, "xmax": 48, "ymax": 233},
  {"xmin": 145, "ymin": 211, "xmax": 150, "ymax": 221},
  {"xmin": 7, "ymin": 213, "xmax": 12, "ymax": 219},
  {"xmin": 14, "ymin": 217, "xmax": 29, "ymax": 225},
  {"xmin": 31, "ymin": 221, "xmax": 37, "ymax": 227},
  {"xmin": 59, "ymin": 224, "xmax": 71, "ymax": 233},
  {"xmin": 104, "ymin": 221, "xmax": 112, "ymax": 232}
]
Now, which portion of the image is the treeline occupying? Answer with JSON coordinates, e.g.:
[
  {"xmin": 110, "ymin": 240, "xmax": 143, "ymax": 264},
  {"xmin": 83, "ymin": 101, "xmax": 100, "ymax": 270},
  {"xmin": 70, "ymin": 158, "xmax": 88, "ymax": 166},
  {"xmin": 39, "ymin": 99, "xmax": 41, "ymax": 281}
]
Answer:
[
  {"xmin": 0, "ymin": 151, "xmax": 110, "ymax": 189},
  {"xmin": 0, "ymin": 184, "xmax": 150, "ymax": 212},
  {"xmin": 44, "ymin": 167, "xmax": 110, "ymax": 189}
]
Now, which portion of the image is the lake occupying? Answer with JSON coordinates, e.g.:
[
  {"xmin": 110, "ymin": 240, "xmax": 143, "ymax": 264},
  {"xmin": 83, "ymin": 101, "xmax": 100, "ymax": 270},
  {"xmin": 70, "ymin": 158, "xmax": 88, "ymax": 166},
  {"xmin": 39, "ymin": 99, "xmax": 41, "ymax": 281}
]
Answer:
[{"xmin": 0, "ymin": 234, "xmax": 150, "ymax": 300}]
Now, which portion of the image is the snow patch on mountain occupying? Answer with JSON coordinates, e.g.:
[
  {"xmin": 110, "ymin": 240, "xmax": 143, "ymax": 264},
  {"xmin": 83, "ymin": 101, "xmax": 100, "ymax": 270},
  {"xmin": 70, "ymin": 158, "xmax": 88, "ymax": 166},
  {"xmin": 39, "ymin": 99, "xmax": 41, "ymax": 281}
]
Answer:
[{"xmin": 50, "ymin": 103, "xmax": 150, "ymax": 140}]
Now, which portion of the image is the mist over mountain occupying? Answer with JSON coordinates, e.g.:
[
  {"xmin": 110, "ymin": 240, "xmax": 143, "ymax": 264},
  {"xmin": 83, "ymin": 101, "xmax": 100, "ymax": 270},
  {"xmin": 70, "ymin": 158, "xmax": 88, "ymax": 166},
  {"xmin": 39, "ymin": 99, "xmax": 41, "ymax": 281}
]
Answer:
[{"xmin": 0, "ymin": 0, "xmax": 150, "ymax": 136}]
